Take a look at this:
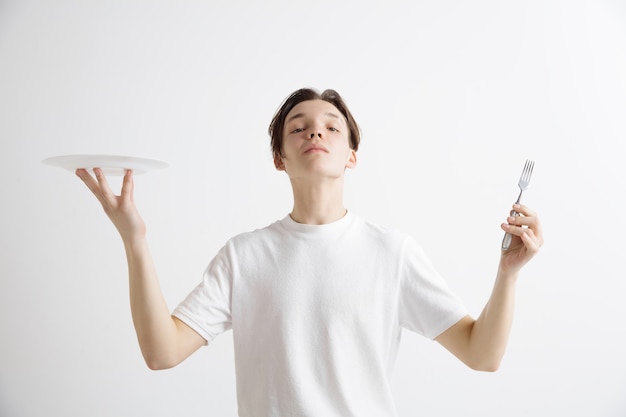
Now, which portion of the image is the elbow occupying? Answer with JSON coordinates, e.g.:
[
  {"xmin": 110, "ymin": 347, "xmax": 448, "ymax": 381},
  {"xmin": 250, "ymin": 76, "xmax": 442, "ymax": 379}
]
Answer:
[
  {"xmin": 145, "ymin": 359, "xmax": 177, "ymax": 371},
  {"xmin": 463, "ymin": 343, "xmax": 506, "ymax": 372},
  {"xmin": 145, "ymin": 359, "xmax": 172, "ymax": 371},
  {"xmin": 467, "ymin": 357, "xmax": 502, "ymax": 373},
  {"xmin": 474, "ymin": 363, "xmax": 501, "ymax": 373},
  {"xmin": 143, "ymin": 353, "xmax": 178, "ymax": 371}
]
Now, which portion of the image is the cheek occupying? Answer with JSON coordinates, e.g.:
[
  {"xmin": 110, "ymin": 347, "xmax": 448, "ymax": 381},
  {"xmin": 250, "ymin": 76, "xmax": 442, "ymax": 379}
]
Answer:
[
  {"xmin": 332, "ymin": 135, "xmax": 352, "ymax": 150},
  {"xmin": 283, "ymin": 134, "xmax": 307, "ymax": 151}
]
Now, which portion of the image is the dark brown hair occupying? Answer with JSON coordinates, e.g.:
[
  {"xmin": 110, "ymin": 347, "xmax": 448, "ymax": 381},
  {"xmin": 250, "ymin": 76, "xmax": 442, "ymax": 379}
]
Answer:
[{"xmin": 268, "ymin": 88, "xmax": 361, "ymax": 160}]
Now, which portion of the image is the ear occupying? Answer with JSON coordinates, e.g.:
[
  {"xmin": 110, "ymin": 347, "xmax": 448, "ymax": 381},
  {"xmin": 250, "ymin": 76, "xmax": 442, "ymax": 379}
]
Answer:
[
  {"xmin": 274, "ymin": 154, "xmax": 286, "ymax": 171},
  {"xmin": 345, "ymin": 149, "xmax": 357, "ymax": 169}
]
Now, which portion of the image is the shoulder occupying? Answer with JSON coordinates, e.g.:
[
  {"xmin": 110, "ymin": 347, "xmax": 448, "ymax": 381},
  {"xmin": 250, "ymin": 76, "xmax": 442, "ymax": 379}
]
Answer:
[
  {"xmin": 222, "ymin": 218, "xmax": 287, "ymax": 251},
  {"xmin": 352, "ymin": 214, "xmax": 410, "ymax": 240},
  {"xmin": 348, "ymin": 214, "xmax": 416, "ymax": 253}
]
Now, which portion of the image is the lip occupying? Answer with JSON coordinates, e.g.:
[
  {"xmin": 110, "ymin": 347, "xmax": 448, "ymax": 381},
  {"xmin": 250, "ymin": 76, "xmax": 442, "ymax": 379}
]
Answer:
[{"xmin": 304, "ymin": 144, "xmax": 329, "ymax": 153}]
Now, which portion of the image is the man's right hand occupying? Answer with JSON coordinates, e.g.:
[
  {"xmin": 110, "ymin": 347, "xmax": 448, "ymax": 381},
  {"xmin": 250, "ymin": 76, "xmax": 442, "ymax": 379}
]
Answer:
[{"xmin": 76, "ymin": 168, "xmax": 146, "ymax": 243}]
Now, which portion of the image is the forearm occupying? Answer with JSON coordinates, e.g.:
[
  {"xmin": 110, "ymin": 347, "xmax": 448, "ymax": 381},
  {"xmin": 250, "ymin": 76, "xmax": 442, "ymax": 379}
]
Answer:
[
  {"xmin": 76, "ymin": 169, "xmax": 199, "ymax": 368},
  {"xmin": 124, "ymin": 237, "xmax": 180, "ymax": 369},
  {"xmin": 438, "ymin": 205, "xmax": 541, "ymax": 371},
  {"xmin": 468, "ymin": 269, "xmax": 518, "ymax": 371}
]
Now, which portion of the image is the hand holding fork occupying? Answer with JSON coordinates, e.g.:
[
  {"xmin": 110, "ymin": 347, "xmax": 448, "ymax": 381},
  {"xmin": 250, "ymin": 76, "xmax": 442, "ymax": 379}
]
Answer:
[{"xmin": 502, "ymin": 160, "xmax": 535, "ymax": 251}]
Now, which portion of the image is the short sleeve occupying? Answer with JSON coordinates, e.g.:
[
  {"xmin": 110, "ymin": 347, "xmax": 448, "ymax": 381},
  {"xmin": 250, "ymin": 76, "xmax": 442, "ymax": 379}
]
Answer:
[
  {"xmin": 172, "ymin": 246, "xmax": 233, "ymax": 344},
  {"xmin": 398, "ymin": 237, "xmax": 468, "ymax": 340}
]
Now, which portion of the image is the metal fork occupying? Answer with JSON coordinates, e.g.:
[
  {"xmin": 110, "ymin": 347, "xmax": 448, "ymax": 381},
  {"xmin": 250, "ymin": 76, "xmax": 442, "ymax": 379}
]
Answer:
[{"xmin": 502, "ymin": 159, "xmax": 535, "ymax": 250}]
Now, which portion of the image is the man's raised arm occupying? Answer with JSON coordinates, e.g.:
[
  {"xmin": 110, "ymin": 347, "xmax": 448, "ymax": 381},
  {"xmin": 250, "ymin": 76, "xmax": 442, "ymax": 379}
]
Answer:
[{"xmin": 76, "ymin": 168, "xmax": 205, "ymax": 369}]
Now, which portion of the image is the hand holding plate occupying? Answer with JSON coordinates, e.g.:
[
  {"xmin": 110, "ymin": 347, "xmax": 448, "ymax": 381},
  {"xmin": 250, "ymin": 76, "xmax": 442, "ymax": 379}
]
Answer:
[{"xmin": 76, "ymin": 168, "xmax": 147, "ymax": 242}]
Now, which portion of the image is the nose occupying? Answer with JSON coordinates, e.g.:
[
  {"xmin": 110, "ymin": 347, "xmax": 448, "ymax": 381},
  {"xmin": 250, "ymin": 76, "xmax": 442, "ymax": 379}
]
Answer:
[{"xmin": 309, "ymin": 131, "xmax": 322, "ymax": 139}]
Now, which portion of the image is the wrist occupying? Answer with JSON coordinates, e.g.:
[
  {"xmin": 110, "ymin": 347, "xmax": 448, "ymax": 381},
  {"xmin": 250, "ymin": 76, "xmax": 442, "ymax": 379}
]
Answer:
[
  {"xmin": 122, "ymin": 233, "xmax": 149, "ymax": 253},
  {"xmin": 496, "ymin": 268, "xmax": 519, "ymax": 284}
]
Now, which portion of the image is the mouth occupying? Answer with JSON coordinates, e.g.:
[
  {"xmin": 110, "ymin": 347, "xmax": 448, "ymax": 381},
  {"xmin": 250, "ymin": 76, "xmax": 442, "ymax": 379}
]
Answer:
[{"xmin": 304, "ymin": 145, "xmax": 329, "ymax": 154}]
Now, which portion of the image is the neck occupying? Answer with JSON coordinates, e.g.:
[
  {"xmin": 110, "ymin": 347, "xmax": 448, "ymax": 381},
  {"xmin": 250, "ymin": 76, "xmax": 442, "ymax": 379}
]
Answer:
[{"xmin": 289, "ymin": 177, "xmax": 347, "ymax": 225}]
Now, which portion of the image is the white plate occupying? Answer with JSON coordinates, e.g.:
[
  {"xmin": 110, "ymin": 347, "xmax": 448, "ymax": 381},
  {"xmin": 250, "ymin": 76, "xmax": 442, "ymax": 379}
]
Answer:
[{"xmin": 42, "ymin": 154, "xmax": 169, "ymax": 176}]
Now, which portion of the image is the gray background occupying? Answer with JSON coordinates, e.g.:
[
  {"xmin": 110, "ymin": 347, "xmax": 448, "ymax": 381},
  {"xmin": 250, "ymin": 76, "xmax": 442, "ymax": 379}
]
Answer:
[{"xmin": 1, "ymin": 1, "xmax": 625, "ymax": 416}]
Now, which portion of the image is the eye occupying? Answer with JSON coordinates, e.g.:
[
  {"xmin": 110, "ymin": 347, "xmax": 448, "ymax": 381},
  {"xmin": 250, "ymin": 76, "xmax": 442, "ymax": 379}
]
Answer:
[
  {"xmin": 290, "ymin": 127, "xmax": 305, "ymax": 134},
  {"xmin": 327, "ymin": 127, "xmax": 339, "ymax": 132}
]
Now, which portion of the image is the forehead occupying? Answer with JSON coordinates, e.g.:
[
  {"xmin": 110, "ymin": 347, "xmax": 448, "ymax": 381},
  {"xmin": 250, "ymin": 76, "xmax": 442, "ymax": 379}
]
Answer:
[{"xmin": 285, "ymin": 99, "xmax": 345, "ymax": 124}]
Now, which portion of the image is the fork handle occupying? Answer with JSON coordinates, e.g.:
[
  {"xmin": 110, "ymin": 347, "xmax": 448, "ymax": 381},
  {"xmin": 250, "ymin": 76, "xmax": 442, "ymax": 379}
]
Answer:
[{"xmin": 501, "ymin": 210, "xmax": 519, "ymax": 250}]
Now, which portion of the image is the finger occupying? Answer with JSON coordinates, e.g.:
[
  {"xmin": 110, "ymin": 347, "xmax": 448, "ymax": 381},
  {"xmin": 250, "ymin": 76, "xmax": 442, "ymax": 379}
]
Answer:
[
  {"xmin": 520, "ymin": 228, "xmax": 542, "ymax": 253},
  {"xmin": 510, "ymin": 206, "xmax": 542, "ymax": 239},
  {"xmin": 506, "ymin": 213, "xmax": 533, "ymax": 227},
  {"xmin": 93, "ymin": 168, "xmax": 115, "ymax": 199},
  {"xmin": 500, "ymin": 222, "xmax": 527, "ymax": 239},
  {"xmin": 512, "ymin": 204, "xmax": 536, "ymax": 218},
  {"xmin": 120, "ymin": 169, "xmax": 134, "ymax": 202},
  {"xmin": 76, "ymin": 168, "xmax": 94, "ymax": 186},
  {"xmin": 506, "ymin": 205, "xmax": 539, "ymax": 225},
  {"xmin": 501, "ymin": 222, "xmax": 542, "ymax": 252},
  {"xmin": 501, "ymin": 222, "xmax": 519, "ymax": 235},
  {"xmin": 76, "ymin": 169, "xmax": 104, "ymax": 200}
]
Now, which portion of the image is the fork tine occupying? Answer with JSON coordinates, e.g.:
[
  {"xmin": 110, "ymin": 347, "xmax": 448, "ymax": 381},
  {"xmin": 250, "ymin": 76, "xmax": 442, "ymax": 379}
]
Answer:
[
  {"xmin": 521, "ymin": 159, "xmax": 534, "ymax": 183},
  {"xmin": 519, "ymin": 159, "xmax": 529, "ymax": 181}
]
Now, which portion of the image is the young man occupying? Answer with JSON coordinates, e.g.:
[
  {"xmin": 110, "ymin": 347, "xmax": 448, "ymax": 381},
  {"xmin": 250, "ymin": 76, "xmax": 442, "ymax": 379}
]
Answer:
[{"xmin": 76, "ymin": 88, "xmax": 543, "ymax": 416}]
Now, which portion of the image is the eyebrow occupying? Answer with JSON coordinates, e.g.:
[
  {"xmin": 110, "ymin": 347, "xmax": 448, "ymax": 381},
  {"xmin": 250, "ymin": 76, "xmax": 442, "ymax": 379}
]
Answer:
[{"xmin": 286, "ymin": 111, "xmax": 344, "ymax": 124}]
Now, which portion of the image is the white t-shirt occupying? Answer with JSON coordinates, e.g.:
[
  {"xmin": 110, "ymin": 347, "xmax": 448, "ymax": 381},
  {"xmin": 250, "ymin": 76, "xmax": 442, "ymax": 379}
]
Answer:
[{"xmin": 173, "ymin": 212, "xmax": 467, "ymax": 417}]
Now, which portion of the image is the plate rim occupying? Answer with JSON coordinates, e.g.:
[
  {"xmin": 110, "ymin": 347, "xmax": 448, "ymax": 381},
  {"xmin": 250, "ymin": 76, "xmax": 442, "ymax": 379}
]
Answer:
[{"xmin": 42, "ymin": 154, "xmax": 169, "ymax": 175}]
